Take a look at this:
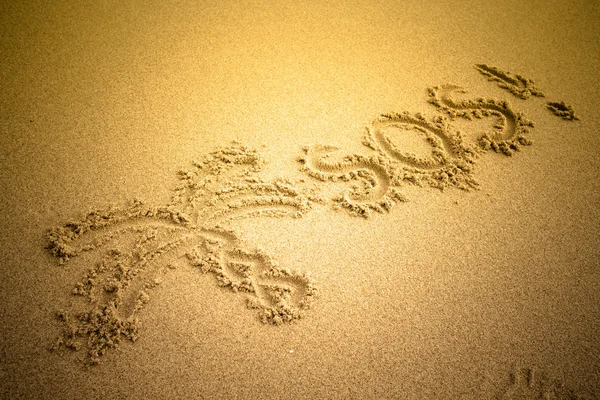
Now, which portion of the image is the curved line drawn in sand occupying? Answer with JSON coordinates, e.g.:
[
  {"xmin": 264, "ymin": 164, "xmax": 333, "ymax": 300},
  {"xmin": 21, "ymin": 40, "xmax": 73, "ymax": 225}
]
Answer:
[
  {"xmin": 368, "ymin": 113, "xmax": 465, "ymax": 169},
  {"xmin": 168, "ymin": 142, "xmax": 324, "ymax": 225},
  {"xmin": 47, "ymin": 144, "xmax": 319, "ymax": 365},
  {"xmin": 365, "ymin": 112, "xmax": 479, "ymax": 190},
  {"xmin": 197, "ymin": 178, "xmax": 323, "ymax": 225},
  {"xmin": 298, "ymin": 144, "xmax": 407, "ymax": 218},
  {"xmin": 498, "ymin": 367, "xmax": 587, "ymax": 400},
  {"xmin": 297, "ymin": 112, "xmax": 484, "ymax": 217},
  {"xmin": 295, "ymin": 87, "xmax": 533, "ymax": 217},
  {"xmin": 547, "ymin": 101, "xmax": 579, "ymax": 121},
  {"xmin": 428, "ymin": 84, "xmax": 535, "ymax": 156},
  {"xmin": 474, "ymin": 63, "xmax": 545, "ymax": 100}
]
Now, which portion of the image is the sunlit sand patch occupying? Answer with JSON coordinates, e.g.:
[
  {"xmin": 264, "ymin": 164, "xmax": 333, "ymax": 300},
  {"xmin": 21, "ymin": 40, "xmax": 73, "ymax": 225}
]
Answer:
[
  {"xmin": 428, "ymin": 84, "xmax": 535, "ymax": 156},
  {"xmin": 547, "ymin": 101, "xmax": 579, "ymax": 121},
  {"xmin": 474, "ymin": 63, "xmax": 545, "ymax": 100}
]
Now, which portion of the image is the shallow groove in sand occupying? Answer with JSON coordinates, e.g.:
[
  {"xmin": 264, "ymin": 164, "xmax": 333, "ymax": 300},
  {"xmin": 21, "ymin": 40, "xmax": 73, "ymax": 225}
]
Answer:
[
  {"xmin": 474, "ymin": 63, "xmax": 545, "ymax": 100},
  {"xmin": 428, "ymin": 84, "xmax": 535, "ymax": 156}
]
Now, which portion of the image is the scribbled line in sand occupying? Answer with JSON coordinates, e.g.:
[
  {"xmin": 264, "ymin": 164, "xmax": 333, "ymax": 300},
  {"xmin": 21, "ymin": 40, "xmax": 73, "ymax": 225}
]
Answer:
[
  {"xmin": 48, "ymin": 62, "xmax": 577, "ymax": 365},
  {"xmin": 298, "ymin": 144, "xmax": 404, "ymax": 217},
  {"xmin": 48, "ymin": 144, "xmax": 319, "ymax": 365},
  {"xmin": 298, "ymin": 83, "xmax": 540, "ymax": 217},
  {"xmin": 428, "ymin": 84, "xmax": 535, "ymax": 156},
  {"xmin": 365, "ymin": 111, "xmax": 479, "ymax": 190},
  {"xmin": 474, "ymin": 63, "xmax": 545, "ymax": 99},
  {"xmin": 298, "ymin": 110, "xmax": 486, "ymax": 218},
  {"xmin": 475, "ymin": 63, "xmax": 580, "ymax": 121},
  {"xmin": 547, "ymin": 101, "xmax": 579, "ymax": 121},
  {"xmin": 499, "ymin": 367, "xmax": 588, "ymax": 400},
  {"xmin": 168, "ymin": 144, "xmax": 324, "ymax": 224}
]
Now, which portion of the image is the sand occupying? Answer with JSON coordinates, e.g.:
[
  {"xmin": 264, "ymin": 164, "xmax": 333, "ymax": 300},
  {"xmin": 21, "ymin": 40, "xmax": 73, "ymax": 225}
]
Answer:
[{"xmin": 1, "ymin": 0, "xmax": 599, "ymax": 399}]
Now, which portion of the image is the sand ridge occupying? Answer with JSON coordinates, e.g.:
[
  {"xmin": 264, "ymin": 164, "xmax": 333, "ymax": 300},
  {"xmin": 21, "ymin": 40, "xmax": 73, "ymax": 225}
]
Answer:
[{"xmin": 547, "ymin": 101, "xmax": 579, "ymax": 121}]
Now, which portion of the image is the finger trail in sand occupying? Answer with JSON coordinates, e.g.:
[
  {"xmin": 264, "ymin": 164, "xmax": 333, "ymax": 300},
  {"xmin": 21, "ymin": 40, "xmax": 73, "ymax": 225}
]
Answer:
[
  {"xmin": 428, "ymin": 84, "xmax": 535, "ymax": 156},
  {"xmin": 474, "ymin": 63, "xmax": 545, "ymax": 99}
]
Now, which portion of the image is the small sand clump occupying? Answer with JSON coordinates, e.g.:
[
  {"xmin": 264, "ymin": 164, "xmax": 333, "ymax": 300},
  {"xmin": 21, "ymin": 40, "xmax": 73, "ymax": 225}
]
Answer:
[
  {"xmin": 50, "ymin": 304, "xmax": 139, "ymax": 365},
  {"xmin": 547, "ymin": 101, "xmax": 579, "ymax": 121}
]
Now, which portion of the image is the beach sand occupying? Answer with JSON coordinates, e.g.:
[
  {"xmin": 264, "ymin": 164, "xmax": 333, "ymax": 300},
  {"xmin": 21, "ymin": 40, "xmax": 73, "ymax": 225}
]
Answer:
[{"xmin": 1, "ymin": 0, "xmax": 599, "ymax": 398}]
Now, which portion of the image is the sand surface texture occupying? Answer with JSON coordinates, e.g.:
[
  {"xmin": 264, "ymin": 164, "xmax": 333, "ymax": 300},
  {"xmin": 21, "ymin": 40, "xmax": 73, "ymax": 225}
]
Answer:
[{"xmin": 1, "ymin": 0, "xmax": 599, "ymax": 399}]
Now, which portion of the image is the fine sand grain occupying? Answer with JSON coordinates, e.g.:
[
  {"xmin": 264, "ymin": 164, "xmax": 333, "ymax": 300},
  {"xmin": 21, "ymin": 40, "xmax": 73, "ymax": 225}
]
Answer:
[{"xmin": 1, "ymin": 0, "xmax": 599, "ymax": 399}]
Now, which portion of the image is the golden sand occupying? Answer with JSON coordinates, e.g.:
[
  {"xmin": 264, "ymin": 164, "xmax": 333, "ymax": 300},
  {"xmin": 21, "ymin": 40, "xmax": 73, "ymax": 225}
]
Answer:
[
  {"xmin": 1, "ymin": 1, "xmax": 598, "ymax": 399},
  {"xmin": 44, "ymin": 72, "xmax": 587, "ymax": 379}
]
